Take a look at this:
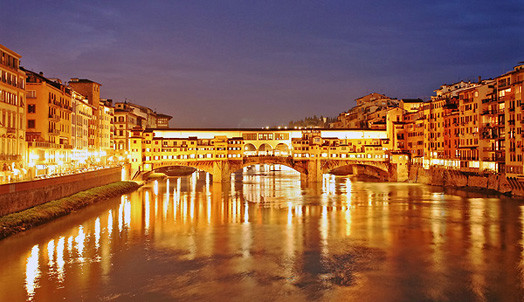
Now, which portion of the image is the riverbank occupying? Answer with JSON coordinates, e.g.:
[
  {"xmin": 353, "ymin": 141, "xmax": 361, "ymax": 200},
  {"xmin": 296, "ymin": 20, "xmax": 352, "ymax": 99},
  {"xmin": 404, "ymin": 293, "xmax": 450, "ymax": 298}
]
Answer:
[
  {"xmin": 0, "ymin": 181, "xmax": 141, "ymax": 240},
  {"xmin": 408, "ymin": 165, "xmax": 524, "ymax": 197}
]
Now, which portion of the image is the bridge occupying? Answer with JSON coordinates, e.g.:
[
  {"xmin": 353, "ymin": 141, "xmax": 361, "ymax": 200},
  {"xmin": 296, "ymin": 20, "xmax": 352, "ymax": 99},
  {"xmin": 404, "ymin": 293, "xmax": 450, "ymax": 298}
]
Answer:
[{"xmin": 129, "ymin": 128, "xmax": 409, "ymax": 182}]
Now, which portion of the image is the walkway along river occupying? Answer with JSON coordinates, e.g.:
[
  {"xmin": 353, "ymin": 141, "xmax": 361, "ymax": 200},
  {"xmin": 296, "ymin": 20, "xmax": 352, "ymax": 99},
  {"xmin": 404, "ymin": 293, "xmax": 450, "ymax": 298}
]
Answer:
[{"xmin": 0, "ymin": 165, "xmax": 523, "ymax": 301}]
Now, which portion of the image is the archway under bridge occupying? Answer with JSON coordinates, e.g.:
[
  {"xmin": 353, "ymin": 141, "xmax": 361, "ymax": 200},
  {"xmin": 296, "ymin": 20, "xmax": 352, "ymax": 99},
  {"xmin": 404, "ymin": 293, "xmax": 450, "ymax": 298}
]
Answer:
[{"xmin": 324, "ymin": 162, "xmax": 390, "ymax": 180}]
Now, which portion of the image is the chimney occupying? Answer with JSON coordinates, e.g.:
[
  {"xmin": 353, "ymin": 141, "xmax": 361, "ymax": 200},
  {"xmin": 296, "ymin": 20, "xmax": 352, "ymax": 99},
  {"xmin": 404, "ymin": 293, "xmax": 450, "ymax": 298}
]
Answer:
[{"xmin": 478, "ymin": 76, "xmax": 481, "ymax": 83}]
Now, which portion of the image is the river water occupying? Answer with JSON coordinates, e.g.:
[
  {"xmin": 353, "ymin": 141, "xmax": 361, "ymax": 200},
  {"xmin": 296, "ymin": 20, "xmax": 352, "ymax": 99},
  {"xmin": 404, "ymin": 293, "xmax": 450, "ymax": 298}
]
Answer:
[{"xmin": 1, "ymin": 165, "xmax": 524, "ymax": 301}]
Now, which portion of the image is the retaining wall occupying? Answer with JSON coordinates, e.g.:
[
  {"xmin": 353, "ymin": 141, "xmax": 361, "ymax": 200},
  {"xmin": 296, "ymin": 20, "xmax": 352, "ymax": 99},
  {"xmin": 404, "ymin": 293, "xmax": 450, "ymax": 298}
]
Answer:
[
  {"xmin": 408, "ymin": 165, "xmax": 523, "ymax": 196},
  {"xmin": 0, "ymin": 165, "xmax": 128, "ymax": 216}
]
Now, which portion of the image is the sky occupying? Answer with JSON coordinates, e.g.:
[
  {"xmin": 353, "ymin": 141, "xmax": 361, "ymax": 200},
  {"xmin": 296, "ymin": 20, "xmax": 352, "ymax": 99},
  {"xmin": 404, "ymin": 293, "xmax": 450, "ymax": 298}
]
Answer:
[{"xmin": 1, "ymin": 0, "xmax": 523, "ymax": 127}]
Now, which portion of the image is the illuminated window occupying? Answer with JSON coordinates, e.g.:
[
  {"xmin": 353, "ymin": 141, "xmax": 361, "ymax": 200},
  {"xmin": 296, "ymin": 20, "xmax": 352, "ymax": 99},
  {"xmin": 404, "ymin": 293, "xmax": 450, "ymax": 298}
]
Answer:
[{"xmin": 258, "ymin": 133, "xmax": 274, "ymax": 140}]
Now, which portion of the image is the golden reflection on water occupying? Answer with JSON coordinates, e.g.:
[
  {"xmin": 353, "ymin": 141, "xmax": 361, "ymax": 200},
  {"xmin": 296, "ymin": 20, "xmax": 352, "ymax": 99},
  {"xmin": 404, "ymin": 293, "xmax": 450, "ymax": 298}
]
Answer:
[
  {"xmin": 1, "ymin": 165, "xmax": 523, "ymax": 301},
  {"xmin": 56, "ymin": 236, "xmax": 65, "ymax": 283},
  {"xmin": 25, "ymin": 245, "xmax": 39, "ymax": 300}
]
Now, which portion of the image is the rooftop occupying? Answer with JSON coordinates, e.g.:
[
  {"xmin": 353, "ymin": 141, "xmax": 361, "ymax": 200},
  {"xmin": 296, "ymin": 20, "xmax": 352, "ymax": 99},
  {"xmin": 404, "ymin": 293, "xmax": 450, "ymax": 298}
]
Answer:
[{"xmin": 69, "ymin": 78, "xmax": 101, "ymax": 85}]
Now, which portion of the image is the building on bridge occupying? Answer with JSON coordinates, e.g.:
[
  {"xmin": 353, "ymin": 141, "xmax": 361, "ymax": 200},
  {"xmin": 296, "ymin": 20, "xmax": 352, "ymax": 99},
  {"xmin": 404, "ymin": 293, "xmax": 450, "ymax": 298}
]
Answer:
[{"xmin": 129, "ymin": 128, "xmax": 409, "ymax": 182}]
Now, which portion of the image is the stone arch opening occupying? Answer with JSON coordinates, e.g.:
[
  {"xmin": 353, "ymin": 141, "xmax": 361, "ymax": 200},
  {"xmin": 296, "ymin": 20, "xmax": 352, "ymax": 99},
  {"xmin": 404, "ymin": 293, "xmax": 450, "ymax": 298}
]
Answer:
[
  {"xmin": 152, "ymin": 165, "xmax": 199, "ymax": 177},
  {"xmin": 244, "ymin": 143, "xmax": 257, "ymax": 156},
  {"xmin": 326, "ymin": 163, "xmax": 388, "ymax": 180},
  {"xmin": 274, "ymin": 143, "xmax": 290, "ymax": 157},
  {"xmin": 258, "ymin": 143, "xmax": 273, "ymax": 156},
  {"xmin": 232, "ymin": 163, "xmax": 302, "ymax": 176}
]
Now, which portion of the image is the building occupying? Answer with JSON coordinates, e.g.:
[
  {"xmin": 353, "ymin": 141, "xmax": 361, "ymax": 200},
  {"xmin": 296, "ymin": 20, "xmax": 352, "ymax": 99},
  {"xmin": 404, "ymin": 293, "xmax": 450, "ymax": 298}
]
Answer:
[
  {"xmin": 71, "ymin": 91, "xmax": 94, "ymax": 164},
  {"xmin": 156, "ymin": 113, "xmax": 172, "ymax": 128},
  {"xmin": 23, "ymin": 69, "xmax": 73, "ymax": 176},
  {"xmin": 0, "ymin": 44, "xmax": 26, "ymax": 182},
  {"xmin": 113, "ymin": 101, "xmax": 172, "ymax": 155},
  {"xmin": 99, "ymin": 99, "xmax": 114, "ymax": 156},
  {"xmin": 68, "ymin": 78, "xmax": 102, "ymax": 150},
  {"xmin": 114, "ymin": 104, "xmax": 142, "ymax": 155},
  {"xmin": 497, "ymin": 63, "xmax": 524, "ymax": 177}
]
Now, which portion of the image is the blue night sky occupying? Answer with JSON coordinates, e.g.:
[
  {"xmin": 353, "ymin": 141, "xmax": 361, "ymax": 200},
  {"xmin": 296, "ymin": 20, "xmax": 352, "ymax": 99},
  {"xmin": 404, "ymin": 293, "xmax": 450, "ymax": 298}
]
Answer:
[{"xmin": 1, "ymin": 0, "xmax": 522, "ymax": 127}]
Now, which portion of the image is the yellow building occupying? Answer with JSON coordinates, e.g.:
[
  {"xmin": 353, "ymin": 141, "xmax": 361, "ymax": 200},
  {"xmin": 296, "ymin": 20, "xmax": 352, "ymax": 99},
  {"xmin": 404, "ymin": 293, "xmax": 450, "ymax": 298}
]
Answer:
[
  {"xmin": 71, "ymin": 91, "xmax": 94, "ymax": 164},
  {"xmin": 100, "ymin": 99, "xmax": 114, "ymax": 156},
  {"xmin": 0, "ymin": 44, "xmax": 26, "ymax": 182},
  {"xmin": 114, "ymin": 105, "xmax": 142, "ymax": 155},
  {"xmin": 23, "ymin": 69, "xmax": 72, "ymax": 176},
  {"xmin": 68, "ymin": 78, "xmax": 102, "ymax": 149}
]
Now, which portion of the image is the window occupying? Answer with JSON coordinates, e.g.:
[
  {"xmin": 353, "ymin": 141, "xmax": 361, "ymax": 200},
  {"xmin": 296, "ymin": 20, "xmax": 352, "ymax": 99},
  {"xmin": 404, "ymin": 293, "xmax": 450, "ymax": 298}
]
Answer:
[
  {"xmin": 28, "ymin": 104, "xmax": 36, "ymax": 113},
  {"xmin": 26, "ymin": 90, "xmax": 36, "ymax": 98},
  {"xmin": 242, "ymin": 133, "xmax": 257, "ymax": 140},
  {"xmin": 258, "ymin": 133, "xmax": 274, "ymax": 140},
  {"xmin": 28, "ymin": 119, "xmax": 35, "ymax": 128}
]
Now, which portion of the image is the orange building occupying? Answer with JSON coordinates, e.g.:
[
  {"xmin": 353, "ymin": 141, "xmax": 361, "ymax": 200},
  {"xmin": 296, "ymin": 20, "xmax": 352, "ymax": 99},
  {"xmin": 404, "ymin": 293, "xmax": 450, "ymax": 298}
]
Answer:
[
  {"xmin": 68, "ymin": 78, "xmax": 102, "ymax": 149},
  {"xmin": 23, "ymin": 69, "xmax": 72, "ymax": 176},
  {"xmin": 497, "ymin": 63, "xmax": 524, "ymax": 176}
]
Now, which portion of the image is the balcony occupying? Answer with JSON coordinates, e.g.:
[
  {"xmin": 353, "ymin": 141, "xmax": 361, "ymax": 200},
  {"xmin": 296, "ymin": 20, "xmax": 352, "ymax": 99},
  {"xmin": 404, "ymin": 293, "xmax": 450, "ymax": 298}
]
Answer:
[
  {"xmin": 48, "ymin": 113, "xmax": 60, "ymax": 121},
  {"xmin": 28, "ymin": 141, "xmax": 60, "ymax": 149},
  {"xmin": 0, "ymin": 154, "xmax": 21, "ymax": 161}
]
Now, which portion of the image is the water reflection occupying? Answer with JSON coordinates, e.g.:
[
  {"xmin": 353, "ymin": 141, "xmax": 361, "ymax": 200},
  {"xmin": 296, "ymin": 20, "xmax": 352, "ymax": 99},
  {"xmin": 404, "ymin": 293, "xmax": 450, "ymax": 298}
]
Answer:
[
  {"xmin": 0, "ymin": 165, "xmax": 523, "ymax": 301},
  {"xmin": 25, "ymin": 245, "xmax": 39, "ymax": 300}
]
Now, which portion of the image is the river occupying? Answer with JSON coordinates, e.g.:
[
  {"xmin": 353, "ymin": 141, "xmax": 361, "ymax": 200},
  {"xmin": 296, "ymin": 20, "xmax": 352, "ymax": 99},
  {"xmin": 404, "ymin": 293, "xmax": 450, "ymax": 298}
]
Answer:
[{"xmin": 1, "ymin": 165, "xmax": 524, "ymax": 301}]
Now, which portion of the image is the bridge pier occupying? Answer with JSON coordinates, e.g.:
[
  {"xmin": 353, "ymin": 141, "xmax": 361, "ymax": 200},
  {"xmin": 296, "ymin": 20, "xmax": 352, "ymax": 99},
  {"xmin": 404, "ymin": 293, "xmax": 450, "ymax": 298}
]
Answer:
[
  {"xmin": 388, "ymin": 153, "xmax": 410, "ymax": 182},
  {"xmin": 303, "ymin": 159, "xmax": 323, "ymax": 183},
  {"xmin": 212, "ymin": 161, "xmax": 231, "ymax": 183}
]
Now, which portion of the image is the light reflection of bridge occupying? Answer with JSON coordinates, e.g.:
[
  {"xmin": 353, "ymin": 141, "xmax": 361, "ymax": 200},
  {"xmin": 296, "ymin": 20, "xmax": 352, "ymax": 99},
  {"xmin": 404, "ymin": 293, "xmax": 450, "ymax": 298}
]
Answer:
[{"xmin": 130, "ymin": 128, "xmax": 409, "ymax": 182}]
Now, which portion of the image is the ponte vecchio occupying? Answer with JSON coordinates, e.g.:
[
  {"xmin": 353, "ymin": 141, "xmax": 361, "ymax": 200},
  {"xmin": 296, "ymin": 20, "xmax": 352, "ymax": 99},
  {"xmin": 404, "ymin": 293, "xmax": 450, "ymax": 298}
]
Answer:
[{"xmin": 129, "ymin": 128, "xmax": 409, "ymax": 182}]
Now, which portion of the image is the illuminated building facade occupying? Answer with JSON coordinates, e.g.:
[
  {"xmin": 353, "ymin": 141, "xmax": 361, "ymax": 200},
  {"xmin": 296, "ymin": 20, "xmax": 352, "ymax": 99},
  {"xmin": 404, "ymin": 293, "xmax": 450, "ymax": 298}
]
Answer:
[
  {"xmin": 24, "ymin": 69, "xmax": 74, "ymax": 176},
  {"xmin": 0, "ymin": 44, "xmax": 26, "ymax": 182},
  {"xmin": 129, "ymin": 128, "xmax": 409, "ymax": 182},
  {"xmin": 113, "ymin": 101, "xmax": 172, "ymax": 156},
  {"xmin": 114, "ymin": 105, "xmax": 142, "ymax": 154},
  {"xmin": 68, "ymin": 78, "xmax": 102, "ymax": 150},
  {"xmin": 71, "ymin": 91, "xmax": 94, "ymax": 163},
  {"xmin": 498, "ymin": 63, "xmax": 524, "ymax": 176},
  {"xmin": 99, "ymin": 99, "xmax": 114, "ymax": 155},
  {"xmin": 156, "ymin": 113, "xmax": 172, "ymax": 128}
]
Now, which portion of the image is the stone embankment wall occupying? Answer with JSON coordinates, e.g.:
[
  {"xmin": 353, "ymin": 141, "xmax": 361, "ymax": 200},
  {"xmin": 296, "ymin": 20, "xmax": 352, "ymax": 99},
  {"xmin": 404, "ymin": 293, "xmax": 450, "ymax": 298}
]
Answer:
[
  {"xmin": 408, "ymin": 165, "xmax": 524, "ymax": 196},
  {"xmin": 0, "ymin": 165, "xmax": 128, "ymax": 216}
]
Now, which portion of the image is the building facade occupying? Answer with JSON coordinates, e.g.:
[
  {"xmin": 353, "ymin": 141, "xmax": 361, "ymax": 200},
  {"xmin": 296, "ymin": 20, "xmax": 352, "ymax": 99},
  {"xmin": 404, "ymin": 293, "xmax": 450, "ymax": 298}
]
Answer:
[
  {"xmin": 24, "ymin": 69, "xmax": 73, "ymax": 176},
  {"xmin": 0, "ymin": 44, "xmax": 26, "ymax": 182}
]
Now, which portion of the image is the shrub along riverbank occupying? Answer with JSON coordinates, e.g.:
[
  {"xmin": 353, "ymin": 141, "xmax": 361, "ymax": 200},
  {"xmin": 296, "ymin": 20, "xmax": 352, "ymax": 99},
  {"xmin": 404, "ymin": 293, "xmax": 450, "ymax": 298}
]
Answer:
[{"xmin": 0, "ymin": 181, "xmax": 141, "ymax": 240}]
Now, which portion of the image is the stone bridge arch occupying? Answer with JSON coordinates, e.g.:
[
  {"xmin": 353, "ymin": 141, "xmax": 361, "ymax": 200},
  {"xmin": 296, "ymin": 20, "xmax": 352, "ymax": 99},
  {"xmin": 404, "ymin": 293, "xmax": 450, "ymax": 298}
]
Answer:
[
  {"xmin": 230, "ymin": 156, "xmax": 307, "ymax": 175},
  {"xmin": 274, "ymin": 143, "xmax": 290, "ymax": 156},
  {"xmin": 321, "ymin": 160, "xmax": 390, "ymax": 180},
  {"xmin": 244, "ymin": 143, "xmax": 257, "ymax": 156},
  {"xmin": 150, "ymin": 160, "xmax": 216, "ymax": 175},
  {"xmin": 257, "ymin": 143, "xmax": 273, "ymax": 156}
]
